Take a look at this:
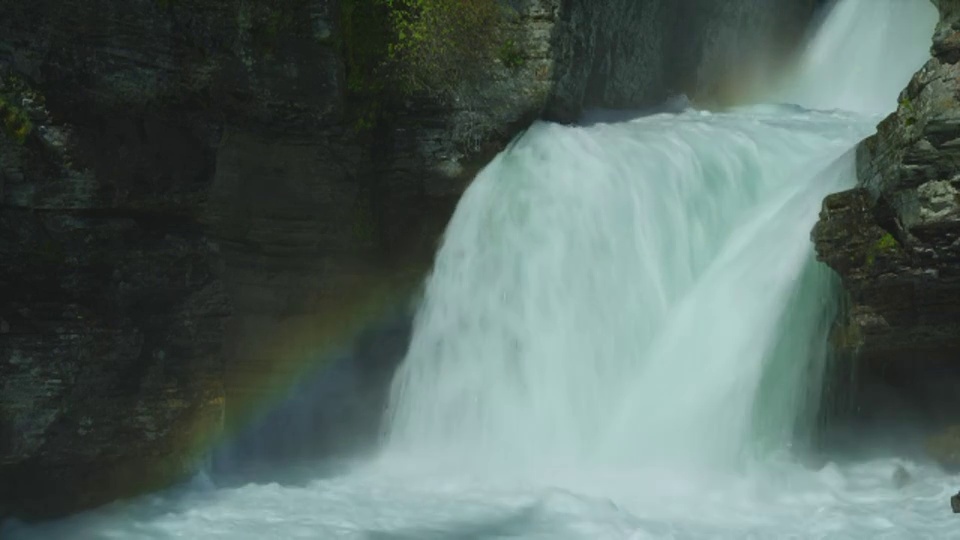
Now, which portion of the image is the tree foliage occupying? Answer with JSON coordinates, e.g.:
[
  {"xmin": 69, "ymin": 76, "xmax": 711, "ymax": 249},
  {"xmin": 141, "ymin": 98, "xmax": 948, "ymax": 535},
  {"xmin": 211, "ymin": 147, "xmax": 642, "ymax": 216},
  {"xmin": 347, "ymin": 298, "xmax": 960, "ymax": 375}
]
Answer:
[
  {"xmin": 384, "ymin": 0, "xmax": 503, "ymax": 94},
  {"xmin": 342, "ymin": 0, "xmax": 505, "ymax": 100},
  {"xmin": 0, "ymin": 78, "xmax": 33, "ymax": 145}
]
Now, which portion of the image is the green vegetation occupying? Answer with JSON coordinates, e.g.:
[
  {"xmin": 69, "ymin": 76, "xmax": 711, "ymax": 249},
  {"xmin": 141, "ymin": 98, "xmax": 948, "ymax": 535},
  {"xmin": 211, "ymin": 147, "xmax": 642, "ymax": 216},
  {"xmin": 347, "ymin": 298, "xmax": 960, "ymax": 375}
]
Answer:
[
  {"xmin": 898, "ymin": 95, "xmax": 917, "ymax": 126},
  {"xmin": 0, "ymin": 95, "xmax": 32, "ymax": 144},
  {"xmin": 340, "ymin": 0, "xmax": 517, "ymax": 130},
  {"xmin": 498, "ymin": 38, "xmax": 525, "ymax": 69},
  {"xmin": 876, "ymin": 233, "xmax": 899, "ymax": 252},
  {"xmin": 866, "ymin": 232, "xmax": 900, "ymax": 266},
  {"xmin": 385, "ymin": 0, "xmax": 503, "ymax": 93},
  {"xmin": 0, "ymin": 74, "xmax": 44, "ymax": 145}
]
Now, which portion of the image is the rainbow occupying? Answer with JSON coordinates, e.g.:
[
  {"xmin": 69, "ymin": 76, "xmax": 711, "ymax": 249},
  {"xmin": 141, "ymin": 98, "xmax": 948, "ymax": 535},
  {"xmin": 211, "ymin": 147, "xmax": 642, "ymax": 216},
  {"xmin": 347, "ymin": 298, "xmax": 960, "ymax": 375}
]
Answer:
[{"xmin": 211, "ymin": 257, "xmax": 431, "ymax": 458}]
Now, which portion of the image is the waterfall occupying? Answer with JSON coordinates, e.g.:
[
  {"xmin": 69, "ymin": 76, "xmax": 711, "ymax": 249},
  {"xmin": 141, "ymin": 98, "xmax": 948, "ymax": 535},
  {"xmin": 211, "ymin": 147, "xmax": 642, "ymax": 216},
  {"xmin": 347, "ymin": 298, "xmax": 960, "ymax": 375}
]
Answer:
[
  {"xmin": 778, "ymin": 0, "xmax": 939, "ymax": 114},
  {"xmin": 383, "ymin": 0, "xmax": 937, "ymax": 472},
  {"xmin": 5, "ymin": 1, "xmax": 949, "ymax": 539}
]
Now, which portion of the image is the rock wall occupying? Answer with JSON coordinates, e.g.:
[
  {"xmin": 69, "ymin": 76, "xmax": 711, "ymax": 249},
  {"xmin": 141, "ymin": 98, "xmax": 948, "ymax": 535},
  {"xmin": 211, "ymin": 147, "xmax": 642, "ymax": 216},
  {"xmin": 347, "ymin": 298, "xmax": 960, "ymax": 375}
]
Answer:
[
  {"xmin": 0, "ymin": 0, "xmax": 238, "ymax": 518},
  {"xmin": 549, "ymin": 0, "xmax": 816, "ymax": 119},
  {"xmin": 812, "ymin": 0, "xmax": 960, "ymax": 453},
  {"xmin": 1, "ymin": 0, "xmax": 817, "ymax": 519}
]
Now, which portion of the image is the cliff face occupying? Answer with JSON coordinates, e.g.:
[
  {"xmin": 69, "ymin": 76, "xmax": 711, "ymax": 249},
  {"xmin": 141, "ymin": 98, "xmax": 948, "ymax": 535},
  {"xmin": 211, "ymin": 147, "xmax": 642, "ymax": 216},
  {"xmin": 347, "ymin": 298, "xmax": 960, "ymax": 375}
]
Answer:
[
  {"xmin": 550, "ymin": 0, "xmax": 815, "ymax": 118},
  {"xmin": 813, "ymin": 0, "xmax": 960, "ymax": 449},
  {"xmin": 1, "ymin": 0, "xmax": 816, "ymax": 519},
  {"xmin": 0, "ymin": 0, "xmax": 238, "ymax": 518}
]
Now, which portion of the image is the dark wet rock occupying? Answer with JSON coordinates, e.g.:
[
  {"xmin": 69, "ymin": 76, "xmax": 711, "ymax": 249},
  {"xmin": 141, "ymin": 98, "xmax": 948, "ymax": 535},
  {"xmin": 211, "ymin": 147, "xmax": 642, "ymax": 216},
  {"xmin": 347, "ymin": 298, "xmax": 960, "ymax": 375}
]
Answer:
[
  {"xmin": 952, "ymin": 491, "xmax": 960, "ymax": 513},
  {"xmin": 0, "ymin": 72, "xmax": 229, "ymax": 519},
  {"xmin": 892, "ymin": 464, "xmax": 912, "ymax": 488},
  {"xmin": 1, "ymin": 0, "xmax": 818, "ymax": 519},
  {"xmin": 813, "ymin": 0, "xmax": 960, "ymax": 436}
]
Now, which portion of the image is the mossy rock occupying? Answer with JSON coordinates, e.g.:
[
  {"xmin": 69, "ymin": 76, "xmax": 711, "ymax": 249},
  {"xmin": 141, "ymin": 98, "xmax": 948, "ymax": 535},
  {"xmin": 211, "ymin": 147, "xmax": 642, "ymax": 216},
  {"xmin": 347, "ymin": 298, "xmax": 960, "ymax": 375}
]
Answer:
[
  {"xmin": 866, "ymin": 232, "xmax": 901, "ymax": 266},
  {"xmin": 339, "ymin": 0, "xmax": 512, "ymax": 130},
  {"xmin": 498, "ymin": 38, "xmax": 525, "ymax": 69},
  {"xmin": 0, "ymin": 74, "xmax": 45, "ymax": 145},
  {"xmin": 0, "ymin": 95, "xmax": 33, "ymax": 144}
]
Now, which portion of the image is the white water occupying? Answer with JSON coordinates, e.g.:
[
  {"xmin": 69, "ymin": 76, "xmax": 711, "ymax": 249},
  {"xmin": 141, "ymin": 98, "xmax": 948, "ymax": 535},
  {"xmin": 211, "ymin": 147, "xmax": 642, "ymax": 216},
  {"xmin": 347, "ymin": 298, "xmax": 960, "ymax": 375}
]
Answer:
[
  {"xmin": 777, "ymin": 0, "xmax": 940, "ymax": 114},
  {"xmin": 5, "ymin": 1, "xmax": 953, "ymax": 539},
  {"xmin": 387, "ymin": 107, "xmax": 860, "ymax": 471}
]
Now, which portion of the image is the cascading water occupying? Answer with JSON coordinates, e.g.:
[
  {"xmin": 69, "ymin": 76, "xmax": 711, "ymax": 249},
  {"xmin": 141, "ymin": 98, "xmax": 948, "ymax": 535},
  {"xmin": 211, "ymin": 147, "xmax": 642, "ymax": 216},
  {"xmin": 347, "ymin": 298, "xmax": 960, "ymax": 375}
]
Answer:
[
  {"xmin": 386, "ymin": 109, "xmax": 864, "ymax": 470},
  {"xmin": 5, "ymin": 1, "xmax": 954, "ymax": 539},
  {"xmin": 383, "ymin": 0, "xmax": 938, "ymax": 471},
  {"xmin": 777, "ymin": 0, "xmax": 940, "ymax": 114}
]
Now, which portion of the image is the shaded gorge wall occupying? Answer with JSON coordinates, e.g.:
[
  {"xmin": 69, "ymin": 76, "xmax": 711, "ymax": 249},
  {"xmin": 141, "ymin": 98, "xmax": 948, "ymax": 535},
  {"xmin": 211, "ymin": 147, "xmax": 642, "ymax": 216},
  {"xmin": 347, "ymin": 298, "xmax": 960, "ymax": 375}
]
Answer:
[{"xmin": 1, "ymin": 0, "xmax": 819, "ymax": 519}]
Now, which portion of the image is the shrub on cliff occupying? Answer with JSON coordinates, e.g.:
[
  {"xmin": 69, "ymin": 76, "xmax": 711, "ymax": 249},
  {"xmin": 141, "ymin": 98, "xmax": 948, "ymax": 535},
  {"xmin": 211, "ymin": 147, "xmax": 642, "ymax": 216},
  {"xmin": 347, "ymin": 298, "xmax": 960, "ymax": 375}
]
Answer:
[
  {"xmin": 342, "ymin": 0, "xmax": 508, "ymax": 122},
  {"xmin": 0, "ymin": 97, "xmax": 30, "ymax": 144},
  {"xmin": 0, "ymin": 78, "xmax": 34, "ymax": 144},
  {"xmin": 385, "ymin": 0, "xmax": 503, "ymax": 94}
]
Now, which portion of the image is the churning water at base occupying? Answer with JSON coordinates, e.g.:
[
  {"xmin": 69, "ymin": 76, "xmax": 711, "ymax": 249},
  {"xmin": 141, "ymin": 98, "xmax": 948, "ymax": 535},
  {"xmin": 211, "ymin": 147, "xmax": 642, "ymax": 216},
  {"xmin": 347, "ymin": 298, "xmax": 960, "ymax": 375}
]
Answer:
[
  {"xmin": 4, "ymin": 0, "xmax": 952, "ymax": 538},
  {"xmin": 5, "ymin": 457, "xmax": 960, "ymax": 539}
]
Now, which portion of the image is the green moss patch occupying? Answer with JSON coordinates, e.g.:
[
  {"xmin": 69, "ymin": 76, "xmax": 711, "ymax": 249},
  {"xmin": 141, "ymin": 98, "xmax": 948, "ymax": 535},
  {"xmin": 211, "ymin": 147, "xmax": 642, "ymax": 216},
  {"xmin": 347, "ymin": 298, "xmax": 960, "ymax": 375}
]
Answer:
[
  {"xmin": 340, "ymin": 0, "xmax": 517, "ymax": 130},
  {"xmin": 876, "ymin": 233, "xmax": 899, "ymax": 252},
  {"xmin": 898, "ymin": 95, "xmax": 918, "ymax": 127},
  {"xmin": 866, "ymin": 232, "xmax": 901, "ymax": 266},
  {"xmin": 0, "ymin": 95, "xmax": 32, "ymax": 144},
  {"xmin": 498, "ymin": 38, "xmax": 525, "ymax": 69},
  {"xmin": 386, "ymin": 0, "xmax": 504, "ymax": 93},
  {"xmin": 0, "ymin": 75, "xmax": 44, "ymax": 145}
]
